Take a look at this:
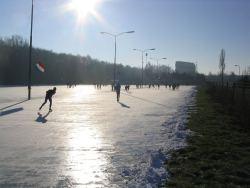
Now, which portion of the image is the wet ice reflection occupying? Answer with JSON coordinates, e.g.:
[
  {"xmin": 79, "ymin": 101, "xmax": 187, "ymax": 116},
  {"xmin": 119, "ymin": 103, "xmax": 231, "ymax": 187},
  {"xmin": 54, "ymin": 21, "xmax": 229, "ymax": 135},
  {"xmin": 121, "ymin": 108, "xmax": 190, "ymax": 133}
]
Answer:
[
  {"xmin": 65, "ymin": 86, "xmax": 109, "ymax": 186},
  {"xmin": 71, "ymin": 86, "xmax": 95, "ymax": 102},
  {"xmin": 66, "ymin": 125, "xmax": 108, "ymax": 186}
]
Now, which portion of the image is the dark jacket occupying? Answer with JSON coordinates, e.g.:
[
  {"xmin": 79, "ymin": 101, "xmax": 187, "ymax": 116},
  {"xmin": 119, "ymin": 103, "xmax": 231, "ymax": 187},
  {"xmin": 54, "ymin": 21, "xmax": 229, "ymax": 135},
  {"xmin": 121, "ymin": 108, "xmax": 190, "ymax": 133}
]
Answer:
[
  {"xmin": 46, "ymin": 89, "xmax": 56, "ymax": 98},
  {"xmin": 115, "ymin": 83, "xmax": 121, "ymax": 91}
]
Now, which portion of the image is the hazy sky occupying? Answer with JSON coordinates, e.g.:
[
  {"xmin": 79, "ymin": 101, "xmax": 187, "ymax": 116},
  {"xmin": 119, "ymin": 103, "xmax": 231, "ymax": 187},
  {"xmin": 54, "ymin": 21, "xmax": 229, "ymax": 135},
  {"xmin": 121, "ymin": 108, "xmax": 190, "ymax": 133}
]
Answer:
[{"xmin": 0, "ymin": 0, "xmax": 249, "ymax": 74}]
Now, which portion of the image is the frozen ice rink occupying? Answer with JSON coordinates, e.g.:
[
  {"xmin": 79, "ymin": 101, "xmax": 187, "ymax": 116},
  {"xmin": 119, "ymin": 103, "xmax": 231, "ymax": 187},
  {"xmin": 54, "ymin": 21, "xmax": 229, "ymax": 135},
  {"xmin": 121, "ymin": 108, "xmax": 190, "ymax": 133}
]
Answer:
[{"xmin": 0, "ymin": 85, "xmax": 195, "ymax": 187}]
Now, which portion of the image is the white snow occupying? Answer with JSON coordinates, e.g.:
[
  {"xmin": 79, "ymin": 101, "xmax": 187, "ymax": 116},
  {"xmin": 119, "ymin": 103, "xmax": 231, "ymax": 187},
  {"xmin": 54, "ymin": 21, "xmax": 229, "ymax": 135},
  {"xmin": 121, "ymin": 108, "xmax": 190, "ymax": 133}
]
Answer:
[{"xmin": 0, "ymin": 85, "xmax": 196, "ymax": 187}]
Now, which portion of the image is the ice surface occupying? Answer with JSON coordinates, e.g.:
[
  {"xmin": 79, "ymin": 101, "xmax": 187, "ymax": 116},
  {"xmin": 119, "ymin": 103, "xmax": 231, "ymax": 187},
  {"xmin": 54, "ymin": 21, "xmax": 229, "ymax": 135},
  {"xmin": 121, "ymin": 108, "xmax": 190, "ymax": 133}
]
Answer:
[{"xmin": 0, "ymin": 85, "xmax": 195, "ymax": 187}]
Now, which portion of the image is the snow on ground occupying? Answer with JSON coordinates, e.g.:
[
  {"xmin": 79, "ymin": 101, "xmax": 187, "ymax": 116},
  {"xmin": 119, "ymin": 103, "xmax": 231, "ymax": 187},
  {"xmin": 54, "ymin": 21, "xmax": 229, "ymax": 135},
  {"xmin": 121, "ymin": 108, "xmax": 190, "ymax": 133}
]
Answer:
[{"xmin": 0, "ymin": 85, "xmax": 195, "ymax": 187}]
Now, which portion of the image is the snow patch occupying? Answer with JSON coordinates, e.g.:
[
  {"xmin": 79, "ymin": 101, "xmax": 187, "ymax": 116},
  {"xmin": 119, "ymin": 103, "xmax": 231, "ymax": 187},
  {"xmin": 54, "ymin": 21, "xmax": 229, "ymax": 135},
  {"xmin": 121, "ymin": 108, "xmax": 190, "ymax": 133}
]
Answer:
[{"xmin": 120, "ymin": 149, "xmax": 167, "ymax": 188}]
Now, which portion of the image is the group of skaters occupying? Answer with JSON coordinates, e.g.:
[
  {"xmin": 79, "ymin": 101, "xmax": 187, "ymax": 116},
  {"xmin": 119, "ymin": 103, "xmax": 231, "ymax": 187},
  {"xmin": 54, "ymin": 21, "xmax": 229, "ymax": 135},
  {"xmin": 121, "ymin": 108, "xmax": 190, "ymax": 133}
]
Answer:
[
  {"xmin": 134, "ymin": 83, "xmax": 180, "ymax": 90},
  {"xmin": 98, "ymin": 83, "xmax": 129, "ymax": 92},
  {"xmin": 95, "ymin": 83, "xmax": 104, "ymax": 90},
  {"xmin": 66, "ymin": 83, "xmax": 77, "ymax": 88},
  {"xmin": 165, "ymin": 83, "xmax": 180, "ymax": 90},
  {"xmin": 39, "ymin": 82, "xmax": 180, "ymax": 112},
  {"xmin": 124, "ymin": 85, "xmax": 130, "ymax": 91},
  {"xmin": 148, "ymin": 83, "xmax": 180, "ymax": 90}
]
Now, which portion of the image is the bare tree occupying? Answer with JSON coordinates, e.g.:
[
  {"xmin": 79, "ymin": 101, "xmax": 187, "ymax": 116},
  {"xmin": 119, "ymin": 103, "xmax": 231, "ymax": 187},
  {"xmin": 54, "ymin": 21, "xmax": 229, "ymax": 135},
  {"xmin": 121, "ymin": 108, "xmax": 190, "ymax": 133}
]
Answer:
[{"xmin": 219, "ymin": 49, "xmax": 225, "ymax": 86}]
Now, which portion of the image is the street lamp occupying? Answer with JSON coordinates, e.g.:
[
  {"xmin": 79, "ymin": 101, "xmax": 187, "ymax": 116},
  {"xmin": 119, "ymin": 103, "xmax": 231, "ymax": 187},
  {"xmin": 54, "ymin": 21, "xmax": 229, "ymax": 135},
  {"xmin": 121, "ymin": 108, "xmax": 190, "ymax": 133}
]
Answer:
[
  {"xmin": 100, "ymin": 31, "xmax": 135, "ymax": 86},
  {"xmin": 150, "ymin": 57, "xmax": 167, "ymax": 84},
  {"xmin": 150, "ymin": 57, "xmax": 167, "ymax": 78},
  {"xmin": 133, "ymin": 48, "xmax": 155, "ymax": 86},
  {"xmin": 234, "ymin": 64, "xmax": 241, "ymax": 76},
  {"xmin": 28, "ymin": 0, "xmax": 34, "ymax": 100}
]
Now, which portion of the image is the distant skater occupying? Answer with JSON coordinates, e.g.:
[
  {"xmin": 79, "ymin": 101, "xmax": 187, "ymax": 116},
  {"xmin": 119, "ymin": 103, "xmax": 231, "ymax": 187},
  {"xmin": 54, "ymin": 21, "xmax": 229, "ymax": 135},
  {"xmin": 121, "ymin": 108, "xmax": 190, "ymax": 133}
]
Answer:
[
  {"xmin": 115, "ymin": 82, "xmax": 121, "ymax": 102},
  {"xmin": 39, "ymin": 87, "xmax": 56, "ymax": 112}
]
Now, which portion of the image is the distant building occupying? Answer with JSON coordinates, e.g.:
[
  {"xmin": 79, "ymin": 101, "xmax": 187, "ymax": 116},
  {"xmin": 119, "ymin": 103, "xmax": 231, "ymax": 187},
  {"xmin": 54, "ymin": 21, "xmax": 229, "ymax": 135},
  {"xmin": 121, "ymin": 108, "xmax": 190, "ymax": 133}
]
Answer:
[{"xmin": 175, "ymin": 61, "xmax": 196, "ymax": 74}]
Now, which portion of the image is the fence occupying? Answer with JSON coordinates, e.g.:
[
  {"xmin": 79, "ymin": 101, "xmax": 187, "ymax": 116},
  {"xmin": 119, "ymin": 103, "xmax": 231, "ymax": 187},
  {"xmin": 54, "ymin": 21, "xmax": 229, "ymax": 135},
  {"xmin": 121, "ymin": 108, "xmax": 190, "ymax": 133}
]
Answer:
[{"xmin": 206, "ymin": 77, "xmax": 250, "ymax": 127}]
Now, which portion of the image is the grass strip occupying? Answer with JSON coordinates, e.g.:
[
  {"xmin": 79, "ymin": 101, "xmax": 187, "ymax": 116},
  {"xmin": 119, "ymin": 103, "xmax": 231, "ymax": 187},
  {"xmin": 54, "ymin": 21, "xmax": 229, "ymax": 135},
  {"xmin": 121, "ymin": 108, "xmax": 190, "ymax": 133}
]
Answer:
[{"xmin": 165, "ymin": 87, "xmax": 250, "ymax": 188}]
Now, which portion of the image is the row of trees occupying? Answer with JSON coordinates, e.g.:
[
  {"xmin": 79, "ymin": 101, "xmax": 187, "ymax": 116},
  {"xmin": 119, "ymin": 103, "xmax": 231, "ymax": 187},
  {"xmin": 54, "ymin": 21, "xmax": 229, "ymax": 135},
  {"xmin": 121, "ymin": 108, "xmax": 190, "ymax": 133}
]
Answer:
[
  {"xmin": 0, "ymin": 35, "xmax": 141, "ymax": 85},
  {"xmin": 0, "ymin": 35, "xmax": 205, "ymax": 85}
]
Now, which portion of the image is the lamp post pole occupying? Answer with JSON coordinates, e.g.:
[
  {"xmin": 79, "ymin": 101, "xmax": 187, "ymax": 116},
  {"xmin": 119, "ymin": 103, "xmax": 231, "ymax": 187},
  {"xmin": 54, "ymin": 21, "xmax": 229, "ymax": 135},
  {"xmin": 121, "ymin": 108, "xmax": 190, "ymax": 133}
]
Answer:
[
  {"xmin": 145, "ymin": 52, "xmax": 148, "ymax": 85},
  {"xmin": 141, "ymin": 51, "xmax": 143, "ymax": 87},
  {"xmin": 234, "ymin": 64, "xmax": 241, "ymax": 76},
  {"xmin": 101, "ymin": 31, "xmax": 135, "ymax": 87},
  {"xmin": 133, "ymin": 48, "xmax": 155, "ymax": 87},
  {"xmin": 150, "ymin": 57, "xmax": 167, "ymax": 83},
  {"xmin": 28, "ymin": 0, "xmax": 34, "ymax": 100},
  {"xmin": 114, "ymin": 36, "xmax": 116, "ymax": 85}
]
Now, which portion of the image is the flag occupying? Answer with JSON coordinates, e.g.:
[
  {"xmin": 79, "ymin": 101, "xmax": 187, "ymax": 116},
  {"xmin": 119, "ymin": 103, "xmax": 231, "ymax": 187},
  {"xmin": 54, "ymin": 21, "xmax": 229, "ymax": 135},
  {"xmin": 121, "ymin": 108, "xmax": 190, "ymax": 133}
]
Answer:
[{"xmin": 36, "ymin": 62, "xmax": 45, "ymax": 72}]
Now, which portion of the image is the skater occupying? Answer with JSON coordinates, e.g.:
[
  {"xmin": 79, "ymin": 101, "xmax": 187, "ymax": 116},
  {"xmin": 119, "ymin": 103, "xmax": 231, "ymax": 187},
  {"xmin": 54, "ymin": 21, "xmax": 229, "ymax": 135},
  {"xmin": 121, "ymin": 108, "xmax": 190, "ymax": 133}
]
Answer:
[
  {"xmin": 39, "ymin": 87, "xmax": 57, "ymax": 112},
  {"xmin": 114, "ymin": 81, "xmax": 121, "ymax": 102}
]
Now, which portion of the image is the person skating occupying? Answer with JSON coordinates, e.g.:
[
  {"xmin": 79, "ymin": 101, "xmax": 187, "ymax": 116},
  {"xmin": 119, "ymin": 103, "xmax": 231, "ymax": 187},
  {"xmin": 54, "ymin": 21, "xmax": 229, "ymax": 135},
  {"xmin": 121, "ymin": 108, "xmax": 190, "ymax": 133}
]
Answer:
[
  {"xmin": 39, "ymin": 87, "xmax": 56, "ymax": 112},
  {"xmin": 114, "ymin": 81, "xmax": 121, "ymax": 102}
]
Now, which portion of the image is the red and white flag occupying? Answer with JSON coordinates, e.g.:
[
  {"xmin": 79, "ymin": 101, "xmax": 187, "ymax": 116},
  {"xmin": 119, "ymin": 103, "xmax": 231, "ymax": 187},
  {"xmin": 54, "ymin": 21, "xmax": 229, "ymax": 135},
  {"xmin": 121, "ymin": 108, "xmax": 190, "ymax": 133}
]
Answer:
[{"xmin": 36, "ymin": 62, "xmax": 45, "ymax": 72}]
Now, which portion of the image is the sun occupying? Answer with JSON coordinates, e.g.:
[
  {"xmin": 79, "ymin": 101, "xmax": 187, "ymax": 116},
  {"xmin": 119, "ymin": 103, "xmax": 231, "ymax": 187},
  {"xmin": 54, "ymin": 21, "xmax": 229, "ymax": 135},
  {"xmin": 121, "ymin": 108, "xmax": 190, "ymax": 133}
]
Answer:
[{"xmin": 64, "ymin": 0, "xmax": 103, "ymax": 25}]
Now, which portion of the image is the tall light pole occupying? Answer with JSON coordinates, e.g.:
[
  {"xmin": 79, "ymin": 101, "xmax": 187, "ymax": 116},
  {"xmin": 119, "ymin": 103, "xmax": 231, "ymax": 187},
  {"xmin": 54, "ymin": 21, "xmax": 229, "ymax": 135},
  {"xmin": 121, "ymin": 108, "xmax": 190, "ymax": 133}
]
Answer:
[
  {"xmin": 100, "ymin": 31, "xmax": 135, "ymax": 86},
  {"xmin": 234, "ymin": 64, "xmax": 241, "ymax": 76},
  {"xmin": 28, "ymin": 0, "xmax": 34, "ymax": 100},
  {"xmin": 133, "ymin": 48, "xmax": 155, "ymax": 86},
  {"xmin": 150, "ymin": 57, "xmax": 167, "ymax": 81}
]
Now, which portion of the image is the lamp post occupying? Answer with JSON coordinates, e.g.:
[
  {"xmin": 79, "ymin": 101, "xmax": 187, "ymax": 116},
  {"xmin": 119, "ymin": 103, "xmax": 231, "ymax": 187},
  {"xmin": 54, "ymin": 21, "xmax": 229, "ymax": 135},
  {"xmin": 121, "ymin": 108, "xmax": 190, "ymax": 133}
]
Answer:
[
  {"xmin": 28, "ymin": 0, "xmax": 34, "ymax": 100},
  {"xmin": 133, "ymin": 48, "xmax": 155, "ymax": 86},
  {"xmin": 234, "ymin": 64, "xmax": 241, "ymax": 76},
  {"xmin": 150, "ymin": 57, "xmax": 167, "ymax": 80},
  {"xmin": 101, "ymin": 31, "xmax": 135, "ymax": 86}
]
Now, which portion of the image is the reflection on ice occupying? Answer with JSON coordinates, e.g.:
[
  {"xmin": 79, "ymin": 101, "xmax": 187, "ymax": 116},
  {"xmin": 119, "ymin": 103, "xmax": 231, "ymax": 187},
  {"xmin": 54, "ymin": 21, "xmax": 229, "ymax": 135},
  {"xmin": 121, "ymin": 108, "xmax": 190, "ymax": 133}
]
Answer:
[
  {"xmin": 67, "ymin": 125, "xmax": 108, "ymax": 186},
  {"xmin": 66, "ymin": 86, "xmax": 108, "ymax": 186},
  {"xmin": 72, "ymin": 86, "xmax": 95, "ymax": 102}
]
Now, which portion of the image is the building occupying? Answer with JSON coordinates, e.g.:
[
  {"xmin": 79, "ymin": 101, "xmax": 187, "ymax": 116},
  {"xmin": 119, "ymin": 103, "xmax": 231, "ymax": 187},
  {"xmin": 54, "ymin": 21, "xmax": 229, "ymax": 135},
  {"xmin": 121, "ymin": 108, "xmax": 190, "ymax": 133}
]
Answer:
[{"xmin": 175, "ymin": 61, "xmax": 196, "ymax": 74}]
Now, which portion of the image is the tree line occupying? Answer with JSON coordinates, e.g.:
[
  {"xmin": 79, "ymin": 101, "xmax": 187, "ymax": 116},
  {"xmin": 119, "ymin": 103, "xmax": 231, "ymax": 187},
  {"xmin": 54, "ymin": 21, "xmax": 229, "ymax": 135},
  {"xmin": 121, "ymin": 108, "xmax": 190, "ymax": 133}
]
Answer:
[{"xmin": 0, "ymin": 35, "xmax": 205, "ymax": 86}]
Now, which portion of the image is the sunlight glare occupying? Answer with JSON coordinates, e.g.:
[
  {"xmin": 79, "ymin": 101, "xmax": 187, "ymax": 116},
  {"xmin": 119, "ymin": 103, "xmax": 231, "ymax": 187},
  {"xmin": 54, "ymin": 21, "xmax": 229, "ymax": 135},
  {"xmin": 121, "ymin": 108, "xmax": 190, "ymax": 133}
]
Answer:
[
  {"xmin": 65, "ymin": 0, "xmax": 103, "ymax": 25},
  {"xmin": 72, "ymin": 86, "xmax": 95, "ymax": 102},
  {"xmin": 66, "ymin": 118, "xmax": 110, "ymax": 186}
]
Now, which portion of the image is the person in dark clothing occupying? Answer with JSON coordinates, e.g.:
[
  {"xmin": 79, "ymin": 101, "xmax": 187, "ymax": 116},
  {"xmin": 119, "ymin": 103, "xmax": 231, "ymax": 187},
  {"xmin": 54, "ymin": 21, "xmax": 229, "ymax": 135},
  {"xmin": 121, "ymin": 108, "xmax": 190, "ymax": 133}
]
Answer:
[
  {"xmin": 39, "ymin": 87, "xmax": 56, "ymax": 111},
  {"xmin": 114, "ymin": 82, "xmax": 121, "ymax": 102}
]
